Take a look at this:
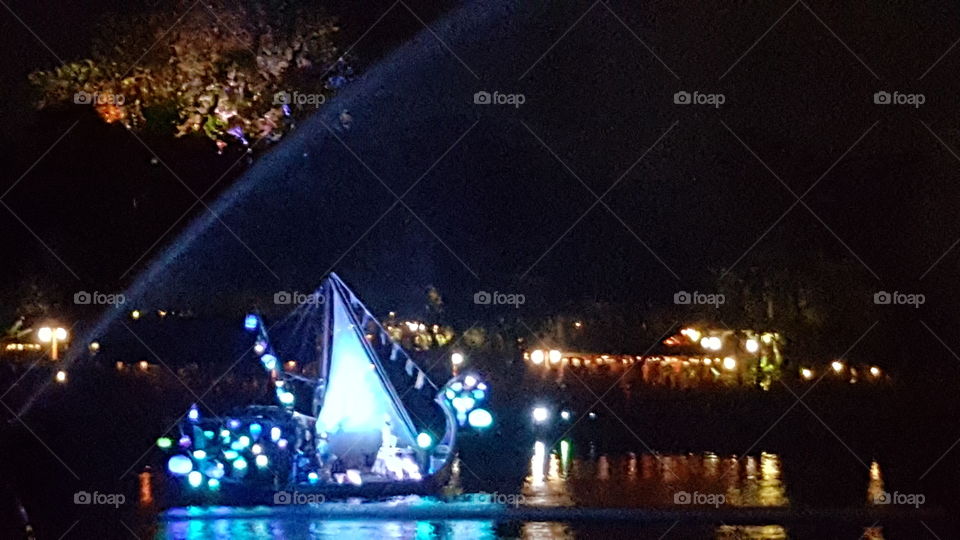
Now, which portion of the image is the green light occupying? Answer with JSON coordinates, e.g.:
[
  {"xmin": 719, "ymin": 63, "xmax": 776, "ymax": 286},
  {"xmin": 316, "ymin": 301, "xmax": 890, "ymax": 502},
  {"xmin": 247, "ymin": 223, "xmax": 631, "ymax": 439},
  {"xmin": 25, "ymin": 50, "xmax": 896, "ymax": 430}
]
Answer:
[
  {"xmin": 156, "ymin": 437, "xmax": 173, "ymax": 449},
  {"xmin": 417, "ymin": 432, "xmax": 433, "ymax": 449}
]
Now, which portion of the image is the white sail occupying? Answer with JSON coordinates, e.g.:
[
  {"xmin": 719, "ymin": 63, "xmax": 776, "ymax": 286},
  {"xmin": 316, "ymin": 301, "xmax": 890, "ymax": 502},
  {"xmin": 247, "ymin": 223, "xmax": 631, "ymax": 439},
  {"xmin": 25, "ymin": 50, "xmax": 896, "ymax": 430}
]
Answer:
[{"xmin": 315, "ymin": 280, "xmax": 418, "ymax": 464}]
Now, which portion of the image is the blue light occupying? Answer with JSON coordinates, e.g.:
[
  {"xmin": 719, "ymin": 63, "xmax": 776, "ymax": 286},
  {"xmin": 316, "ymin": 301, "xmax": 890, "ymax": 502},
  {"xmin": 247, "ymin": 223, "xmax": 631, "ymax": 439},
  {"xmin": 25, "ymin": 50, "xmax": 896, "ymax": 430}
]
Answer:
[
  {"xmin": 167, "ymin": 455, "xmax": 194, "ymax": 476},
  {"xmin": 187, "ymin": 471, "xmax": 203, "ymax": 488},
  {"xmin": 207, "ymin": 478, "xmax": 220, "ymax": 490},
  {"xmin": 204, "ymin": 462, "xmax": 225, "ymax": 479},
  {"xmin": 451, "ymin": 382, "xmax": 463, "ymax": 392},
  {"xmin": 234, "ymin": 457, "xmax": 248, "ymax": 470},
  {"xmin": 452, "ymin": 396, "xmax": 476, "ymax": 413},
  {"xmin": 308, "ymin": 471, "xmax": 319, "ymax": 484},
  {"xmin": 472, "ymin": 389, "xmax": 486, "ymax": 401},
  {"xmin": 468, "ymin": 408, "xmax": 493, "ymax": 429},
  {"xmin": 244, "ymin": 314, "xmax": 259, "ymax": 331},
  {"xmin": 188, "ymin": 404, "xmax": 199, "ymax": 422},
  {"xmin": 249, "ymin": 423, "xmax": 262, "ymax": 440},
  {"xmin": 261, "ymin": 354, "xmax": 277, "ymax": 371},
  {"xmin": 444, "ymin": 389, "xmax": 456, "ymax": 400},
  {"xmin": 417, "ymin": 432, "xmax": 433, "ymax": 449},
  {"xmin": 270, "ymin": 426, "xmax": 282, "ymax": 442},
  {"xmin": 228, "ymin": 419, "xmax": 240, "ymax": 429},
  {"xmin": 192, "ymin": 449, "xmax": 207, "ymax": 460}
]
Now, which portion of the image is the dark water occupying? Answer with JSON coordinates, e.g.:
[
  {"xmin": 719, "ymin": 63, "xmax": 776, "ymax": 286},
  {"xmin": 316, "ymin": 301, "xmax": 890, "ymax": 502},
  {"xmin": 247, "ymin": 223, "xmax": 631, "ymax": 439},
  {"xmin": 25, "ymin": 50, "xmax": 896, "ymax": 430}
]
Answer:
[{"xmin": 140, "ymin": 443, "xmax": 938, "ymax": 539}]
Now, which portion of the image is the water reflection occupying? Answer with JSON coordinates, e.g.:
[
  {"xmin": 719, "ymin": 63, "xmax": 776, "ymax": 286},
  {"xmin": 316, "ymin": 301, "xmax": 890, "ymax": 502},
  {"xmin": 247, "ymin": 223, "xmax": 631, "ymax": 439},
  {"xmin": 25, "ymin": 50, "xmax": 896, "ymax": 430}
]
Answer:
[
  {"xmin": 521, "ymin": 442, "xmax": 789, "ymax": 508},
  {"xmin": 161, "ymin": 519, "xmax": 499, "ymax": 539},
  {"xmin": 146, "ymin": 446, "xmax": 894, "ymax": 540}
]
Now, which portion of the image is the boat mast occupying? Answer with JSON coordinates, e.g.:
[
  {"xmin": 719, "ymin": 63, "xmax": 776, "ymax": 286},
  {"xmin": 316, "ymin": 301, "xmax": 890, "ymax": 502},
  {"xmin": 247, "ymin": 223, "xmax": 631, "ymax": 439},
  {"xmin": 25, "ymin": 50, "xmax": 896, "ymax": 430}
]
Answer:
[{"xmin": 312, "ymin": 278, "xmax": 332, "ymax": 418}]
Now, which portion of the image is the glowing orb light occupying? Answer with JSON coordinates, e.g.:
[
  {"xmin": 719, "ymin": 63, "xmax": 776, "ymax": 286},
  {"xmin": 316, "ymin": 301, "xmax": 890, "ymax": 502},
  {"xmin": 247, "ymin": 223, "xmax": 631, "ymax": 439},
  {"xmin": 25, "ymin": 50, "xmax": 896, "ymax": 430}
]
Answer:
[
  {"xmin": 261, "ymin": 354, "xmax": 277, "ymax": 370},
  {"xmin": 464, "ymin": 375, "xmax": 477, "ymax": 388},
  {"xmin": 270, "ymin": 427, "xmax": 282, "ymax": 442},
  {"xmin": 249, "ymin": 423, "xmax": 262, "ymax": 440},
  {"xmin": 279, "ymin": 391, "xmax": 295, "ymax": 406},
  {"xmin": 417, "ymin": 432, "xmax": 433, "ymax": 449},
  {"xmin": 55, "ymin": 370, "xmax": 67, "ymax": 383},
  {"xmin": 234, "ymin": 457, "xmax": 248, "ymax": 470},
  {"xmin": 308, "ymin": 472, "xmax": 319, "ymax": 484},
  {"xmin": 188, "ymin": 404, "xmax": 199, "ymax": 422},
  {"xmin": 722, "ymin": 357, "xmax": 737, "ymax": 371},
  {"xmin": 452, "ymin": 396, "xmax": 476, "ymax": 413},
  {"xmin": 451, "ymin": 352, "xmax": 464, "ymax": 366},
  {"xmin": 549, "ymin": 349, "xmax": 562, "ymax": 364},
  {"xmin": 204, "ymin": 462, "xmax": 225, "ymax": 479},
  {"xmin": 223, "ymin": 450, "xmax": 238, "ymax": 461},
  {"xmin": 244, "ymin": 314, "xmax": 259, "ymax": 331},
  {"xmin": 467, "ymin": 408, "xmax": 493, "ymax": 429},
  {"xmin": 187, "ymin": 471, "xmax": 203, "ymax": 488},
  {"xmin": 207, "ymin": 478, "xmax": 220, "ymax": 490},
  {"xmin": 255, "ymin": 454, "xmax": 269, "ymax": 468},
  {"xmin": 745, "ymin": 338, "xmax": 759, "ymax": 353},
  {"xmin": 560, "ymin": 410, "xmax": 571, "ymax": 421},
  {"xmin": 532, "ymin": 406, "xmax": 549, "ymax": 424},
  {"xmin": 156, "ymin": 437, "xmax": 173, "ymax": 449},
  {"xmin": 530, "ymin": 350, "xmax": 545, "ymax": 365},
  {"xmin": 167, "ymin": 455, "xmax": 193, "ymax": 476},
  {"xmin": 192, "ymin": 450, "xmax": 207, "ymax": 460}
]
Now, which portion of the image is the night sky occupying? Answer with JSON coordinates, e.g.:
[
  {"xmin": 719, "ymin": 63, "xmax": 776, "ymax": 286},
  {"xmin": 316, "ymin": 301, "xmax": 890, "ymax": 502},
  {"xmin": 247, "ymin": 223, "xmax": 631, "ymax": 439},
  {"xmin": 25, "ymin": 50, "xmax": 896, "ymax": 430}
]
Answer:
[{"xmin": 3, "ymin": 1, "xmax": 960, "ymax": 372}]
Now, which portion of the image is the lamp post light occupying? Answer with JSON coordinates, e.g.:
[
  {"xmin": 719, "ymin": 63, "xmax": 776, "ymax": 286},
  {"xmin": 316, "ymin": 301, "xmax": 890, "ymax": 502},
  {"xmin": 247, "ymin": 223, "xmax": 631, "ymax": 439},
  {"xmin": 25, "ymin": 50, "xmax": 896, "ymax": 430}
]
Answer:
[
  {"xmin": 451, "ymin": 352, "xmax": 464, "ymax": 375},
  {"xmin": 37, "ymin": 326, "xmax": 68, "ymax": 360}
]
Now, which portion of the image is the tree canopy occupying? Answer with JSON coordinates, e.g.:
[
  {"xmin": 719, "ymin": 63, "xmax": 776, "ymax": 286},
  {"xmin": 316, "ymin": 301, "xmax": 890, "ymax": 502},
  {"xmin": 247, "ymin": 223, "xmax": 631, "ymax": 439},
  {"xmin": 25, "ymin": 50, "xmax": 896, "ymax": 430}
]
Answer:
[{"xmin": 29, "ymin": 0, "xmax": 345, "ymax": 151}]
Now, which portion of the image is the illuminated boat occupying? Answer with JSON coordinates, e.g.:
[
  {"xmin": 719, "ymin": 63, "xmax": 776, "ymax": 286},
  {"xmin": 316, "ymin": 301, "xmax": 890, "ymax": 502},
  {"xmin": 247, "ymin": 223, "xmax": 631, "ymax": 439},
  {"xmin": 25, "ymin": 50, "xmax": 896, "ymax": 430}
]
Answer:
[{"xmin": 156, "ymin": 273, "xmax": 491, "ymax": 503}]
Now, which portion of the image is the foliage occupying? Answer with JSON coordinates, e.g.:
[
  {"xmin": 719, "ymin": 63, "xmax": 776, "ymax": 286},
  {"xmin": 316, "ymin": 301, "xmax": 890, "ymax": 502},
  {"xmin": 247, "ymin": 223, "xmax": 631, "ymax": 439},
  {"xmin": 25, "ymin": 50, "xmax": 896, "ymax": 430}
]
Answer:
[{"xmin": 29, "ymin": 0, "xmax": 344, "ymax": 150}]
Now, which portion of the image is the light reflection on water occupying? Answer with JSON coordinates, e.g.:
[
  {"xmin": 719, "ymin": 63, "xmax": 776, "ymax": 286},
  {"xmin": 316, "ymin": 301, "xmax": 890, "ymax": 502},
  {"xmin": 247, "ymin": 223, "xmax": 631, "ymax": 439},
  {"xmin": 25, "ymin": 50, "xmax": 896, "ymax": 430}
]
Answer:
[
  {"xmin": 523, "ymin": 442, "xmax": 788, "ymax": 509},
  {"xmin": 153, "ymin": 444, "xmax": 892, "ymax": 540},
  {"xmin": 161, "ymin": 518, "xmax": 500, "ymax": 539}
]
